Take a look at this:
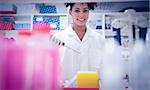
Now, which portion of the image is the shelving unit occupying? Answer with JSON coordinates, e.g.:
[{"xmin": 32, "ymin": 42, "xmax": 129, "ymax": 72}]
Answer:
[
  {"xmin": 0, "ymin": 3, "xmax": 149, "ymax": 44},
  {"xmin": 0, "ymin": 14, "xmax": 32, "ymax": 31},
  {"xmin": 0, "ymin": 12, "xmax": 68, "ymax": 40},
  {"xmin": 0, "ymin": 13, "xmax": 68, "ymax": 30}
]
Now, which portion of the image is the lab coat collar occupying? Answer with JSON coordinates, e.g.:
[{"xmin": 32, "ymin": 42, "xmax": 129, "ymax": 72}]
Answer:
[
  {"xmin": 65, "ymin": 25, "xmax": 77, "ymax": 37},
  {"xmin": 65, "ymin": 25, "xmax": 93, "ymax": 42}
]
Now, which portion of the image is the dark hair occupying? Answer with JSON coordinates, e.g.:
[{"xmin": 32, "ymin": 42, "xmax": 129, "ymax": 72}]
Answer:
[{"xmin": 65, "ymin": 3, "xmax": 97, "ymax": 10}]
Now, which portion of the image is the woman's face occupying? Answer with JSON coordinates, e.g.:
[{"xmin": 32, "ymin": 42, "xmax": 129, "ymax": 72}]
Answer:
[{"xmin": 70, "ymin": 3, "xmax": 89, "ymax": 27}]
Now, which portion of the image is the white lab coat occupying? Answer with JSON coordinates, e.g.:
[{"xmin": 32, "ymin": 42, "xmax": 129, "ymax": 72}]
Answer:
[{"xmin": 52, "ymin": 25, "xmax": 104, "ymax": 85}]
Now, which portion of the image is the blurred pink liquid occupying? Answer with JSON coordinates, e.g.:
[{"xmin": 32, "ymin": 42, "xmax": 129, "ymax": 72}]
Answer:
[{"xmin": 0, "ymin": 40, "xmax": 61, "ymax": 90}]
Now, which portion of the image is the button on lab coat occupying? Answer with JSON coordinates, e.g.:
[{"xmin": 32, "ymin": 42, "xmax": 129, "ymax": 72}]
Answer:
[{"xmin": 52, "ymin": 25, "xmax": 104, "ymax": 82}]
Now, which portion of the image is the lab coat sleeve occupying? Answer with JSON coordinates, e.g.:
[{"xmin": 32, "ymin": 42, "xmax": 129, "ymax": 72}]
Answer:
[{"xmin": 50, "ymin": 31, "xmax": 66, "ymax": 62}]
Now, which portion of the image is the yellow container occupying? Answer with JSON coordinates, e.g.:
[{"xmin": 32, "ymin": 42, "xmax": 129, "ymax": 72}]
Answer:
[{"xmin": 76, "ymin": 71, "xmax": 99, "ymax": 88}]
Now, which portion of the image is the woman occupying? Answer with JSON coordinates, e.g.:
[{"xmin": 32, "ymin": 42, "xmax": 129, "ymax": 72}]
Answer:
[{"xmin": 51, "ymin": 3, "xmax": 104, "ymax": 86}]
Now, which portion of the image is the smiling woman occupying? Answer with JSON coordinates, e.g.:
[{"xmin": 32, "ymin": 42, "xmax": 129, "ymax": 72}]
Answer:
[
  {"xmin": 65, "ymin": 3, "xmax": 97, "ymax": 40},
  {"xmin": 51, "ymin": 2, "xmax": 104, "ymax": 87}
]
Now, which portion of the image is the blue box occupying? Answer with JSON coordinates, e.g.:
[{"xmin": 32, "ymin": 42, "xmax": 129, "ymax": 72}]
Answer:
[{"xmin": 39, "ymin": 5, "xmax": 56, "ymax": 13}]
